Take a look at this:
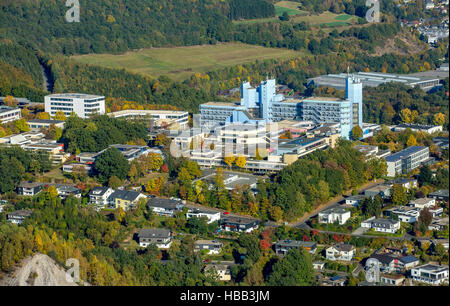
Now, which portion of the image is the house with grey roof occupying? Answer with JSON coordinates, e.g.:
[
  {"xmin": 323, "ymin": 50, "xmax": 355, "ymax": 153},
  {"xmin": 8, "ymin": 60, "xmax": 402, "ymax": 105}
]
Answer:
[
  {"xmin": 318, "ymin": 207, "xmax": 351, "ymax": 225},
  {"xmin": 186, "ymin": 207, "xmax": 221, "ymax": 224},
  {"xmin": 411, "ymin": 264, "xmax": 449, "ymax": 285},
  {"xmin": 7, "ymin": 210, "xmax": 32, "ymax": 225},
  {"xmin": 109, "ymin": 190, "xmax": 147, "ymax": 211},
  {"xmin": 17, "ymin": 181, "xmax": 45, "ymax": 196},
  {"xmin": 361, "ymin": 217, "xmax": 401, "ymax": 233},
  {"xmin": 147, "ymin": 197, "xmax": 185, "ymax": 216},
  {"xmin": 274, "ymin": 240, "xmax": 317, "ymax": 256},
  {"xmin": 325, "ymin": 243, "xmax": 355, "ymax": 261},
  {"xmin": 88, "ymin": 187, "xmax": 114, "ymax": 209},
  {"xmin": 138, "ymin": 228, "xmax": 172, "ymax": 249},
  {"xmin": 194, "ymin": 240, "xmax": 223, "ymax": 254}
]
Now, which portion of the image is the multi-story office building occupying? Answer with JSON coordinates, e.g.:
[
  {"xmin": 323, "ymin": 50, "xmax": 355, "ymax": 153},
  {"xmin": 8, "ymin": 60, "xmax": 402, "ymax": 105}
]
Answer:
[
  {"xmin": 199, "ymin": 74, "xmax": 363, "ymax": 139},
  {"xmin": 0, "ymin": 106, "xmax": 21, "ymax": 123},
  {"xmin": 107, "ymin": 109, "xmax": 189, "ymax": 130},
  {"xmin": 385, "ymin": 146, "xmax": 430, "ymax": 177},
  {"xmin": 45, "ymin": 93, "xmax": 105, "ymax": 118}
]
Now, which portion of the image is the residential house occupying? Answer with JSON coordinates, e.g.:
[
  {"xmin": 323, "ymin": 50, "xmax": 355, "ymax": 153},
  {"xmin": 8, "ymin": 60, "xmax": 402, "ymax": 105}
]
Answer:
[
  {"xmin": 27, "ymin": 119, "xmax": 65, "ymax": 131},
  {"xmin": 186, "ymin": 208, "xmax": 221, "ymax": 224},
  {"xmin": 410, "ymin": 264, "xmax": 449, "ymax": 285},
  {"xmin": 368, "ymin": 254, "xmax": 398, "ymax": 273},
  {"xmin": 7, "ymin": 210, "xmax": 32, "ymax": 225},
  {"xmin": 321, "ymin": 275, "xmax": 346, "ymax": 286},
  {"xmin": 345, "ymin": 195, "xmax": 367, "ymax": 207},
  {"xmin": 274, "ymin": 240, "xmax": 317, "ymax": 256},
  {"xmin": 385, "ymin": 206, "xmax": 421, "ymax": 223},
  {"xmin": 408, "ymin": 198, "xmax": 436, "ymax": 209},
  {"xmin": 325, "ymin": 243, "xmax": 355, "ymax": 261},
  {"xmin": 88, "ymin": 187, "xmax": 114, "ymax": 209},
  {"xmin": 318, "ymin": 207, "xmax": 351, "ymax": 225},
  {"xmin": 220, "ymin": 216, "xmax": 259, "ymax": 233},
  {"xmin": 399, "ymin": 255, "xmax": 420, "ymax": 270},
  {"xmin": 313, "ymin": 262, "xmax": 325, "ymax": 271},
  {"xmin": 194, "ymin": 240, "xmax": 223, "ymax": 254},
  {"xmin": 380, "ymin": 274, "xmax": 405, "ymax": 286},
  {"xmin": 428, "ymin": 189, "xmax": 449, "ymax": 202},
  {"xmin": 147, "ymin": 197, "xmax": 185, "ymax": 217},
  {"xmin": 361, "ymin": 217, "xmax": 400, "ymax": 233},
  {"xmin": 364, "ymin": 185, "xmax": 392, "ymax": 199},
  {"xmin": 17, "ymin": 181, "xmax": 44, "ymax": 196},
  {"xmin": 110, "ymin": 190, "xmax": 147, "ymax": 211},
  {"xmin": 433, "ymin": 239, "xmax": 449, "ymax": 251},
  {"xmin": 53, "ymin": 184, "xmax": 81, "ymax": 199},
  {"xmin": 138, "ymin": 228, "xmax": 172, "ymax": 249},
  {"xmin": 386, "ymin": 178, "xmax": 418, "ymax": 190},
  {"xmin": 204, "ymin": 263, "xmax": 232, "ymax": 282},
  {"xmin": 428, "ymin": 218, "xmax": 449, "ymax": 231}
]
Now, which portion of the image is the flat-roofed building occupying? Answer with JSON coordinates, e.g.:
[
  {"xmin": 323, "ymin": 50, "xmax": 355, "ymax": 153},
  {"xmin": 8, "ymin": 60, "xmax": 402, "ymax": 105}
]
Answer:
[
  {"xmin": 411, "ymin": 264, "xmax": 449, "ymax": 285},
  {"xmin": 27, "ymin": 119, "xmax": 65, "ymax": 131},
  {"xmin": 107, "ymin": 109, "xmax": 189, "ymax": 130},
  {"xmin": 393, "ymin": 123, "xmax": 443, "ymax": 134},
  {"xmin": 318, "ymin": 207, "xmax": 351, "ymax": 225},
  {"xmin": 385, "ymin": 146, "xmax": 430, "ymax": 177},
  {"xmin": 274, "ymin": 240, "xmax": 317, "ymax": 256},
  {"xmin": 0, "ymin": 106, "xmax": 21, "ymax": 123},
  {"xmin": 194, "ymin": 240, "xmax": 223, "ymax": 254},
  {"xmin": 45, "ymin": 93, "xmax": 105, "ymax": 118},
  {"xmin": 308, "ymin": 71, "xmax": 441, "ymax": 92}
]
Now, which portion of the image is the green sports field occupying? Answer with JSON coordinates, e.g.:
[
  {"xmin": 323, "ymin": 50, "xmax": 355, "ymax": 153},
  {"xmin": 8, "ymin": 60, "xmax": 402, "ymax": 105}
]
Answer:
[{"xmin": 71, "ymin": 43, "xmax": 304, "ymax": 81}]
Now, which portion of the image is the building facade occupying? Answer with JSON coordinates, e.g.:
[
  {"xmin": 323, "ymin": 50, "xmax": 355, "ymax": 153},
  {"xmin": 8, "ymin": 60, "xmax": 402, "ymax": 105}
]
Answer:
[
  {"xmin": 385, "ymin": 146, "xmax": 430, "ymax": 177},
  {"xmin": 45, "ymin": 93, "xmax": 105, "ymax": 118}
]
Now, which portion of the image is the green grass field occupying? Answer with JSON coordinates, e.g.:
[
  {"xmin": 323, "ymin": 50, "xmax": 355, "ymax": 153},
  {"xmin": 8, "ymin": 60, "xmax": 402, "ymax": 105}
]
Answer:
[
  {"xmin": 71, "ymin": 43, "xmax": 304, "ymax": 81},
  {"xmin": 234, "ymin": 10, "xmax": 356, "ymax": 27},
  {"xmin": 274, "ymin": 1, "xmax": 307, "ymax": 17}
]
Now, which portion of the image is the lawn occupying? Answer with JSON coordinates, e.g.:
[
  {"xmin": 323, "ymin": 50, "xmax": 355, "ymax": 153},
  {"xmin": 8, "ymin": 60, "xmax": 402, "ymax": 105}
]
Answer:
[
  {"xmin": 71, "ymin": 43, "xmax": 303, "ymax": 82},
  {"xmin": 275, "ymin": 1, "xmax": 308, "ymax": 17},
  {"xmin": 291, "ymin": 11, "xmax": 356, "ymax": 25}
]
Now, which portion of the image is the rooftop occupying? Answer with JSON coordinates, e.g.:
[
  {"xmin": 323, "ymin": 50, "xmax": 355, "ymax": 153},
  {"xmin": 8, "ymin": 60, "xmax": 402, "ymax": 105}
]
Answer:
[
  {"xmin": 385, "ymin": 146, "xmax": 428, "ymax": 162},
  {"xmin": 148, "ymin": 197, "xmax": 183, "ymax": 209},
  {"xmin": 110, "ymin": 190, "xmax": 143, "ymax": 202},
  {"xmin": 138, "ymin": 228, "xmax": 171, "ymax": 239},
  {"xmin": 46, "ymin": 93, "xmax": 104, "ymax": 100},
  {"xmin": 27, "ymin": 119, "xmax": 65, "ymax": 124}
]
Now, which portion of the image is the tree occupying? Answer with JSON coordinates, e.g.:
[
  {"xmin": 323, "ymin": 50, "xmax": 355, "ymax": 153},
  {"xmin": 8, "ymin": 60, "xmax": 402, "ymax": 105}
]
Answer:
[
  {"xmin": 400, "ymin": 108, "xmax": 412, "ymax": 123},
  {"xmin": 418, "ymin": 207, "xmax": 432, "ymax": 228},
  {"xmin": 391, "ymin": 184, "xmax": 408, "ymax": 206},
  {"xmin": 418, "ymin": 165, "xmax": 433, "ymax": 186},
  {"xmin": 235, "ymin": 155, "xmax": 246, "ymax": 168},
  {"xmin": 433, "ymin": 113, "xmax": 446, "ymax": 126},
  {"xmin": 352, "ymin": 125, "xmax": 363, "ymax": 140},
  {"xmin": 14, "ymin": 119, "xmax": 30, "ymax": 132},
  {"xmin": 54, "ymin": 110, "xmax": 67, "ymax": 121},
  {"xmin": 94, "ymin": 148, "xmax": 130, "ymax": 183},
  {"xmin": 280, "ymin": 11, "xmax": 290, "ymax": 21},
  {"xmin": 224, "ymin": 155, "xmax": 235, "ymax": 169},
  {"xmin": 406, "ymin": 134, "xmax": 417, "ymax": 147},
  {"xmin": 108, "ymin": 176, "xmax": 122, "ymax": 189},
  {"xmin": 267, "ymin": 248, "xmax": 315, "ymax": 286},
  {"xmin": 36, "ymin": 112, "xmax": 51, "ymax": 120}
]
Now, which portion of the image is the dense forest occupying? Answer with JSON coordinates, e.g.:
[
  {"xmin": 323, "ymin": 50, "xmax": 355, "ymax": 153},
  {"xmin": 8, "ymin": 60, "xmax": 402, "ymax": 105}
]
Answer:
[
  {"xmin": 60, "ymin": 115, "xmax": 148, "ymax": 154},
  {"xmin": 228, "ymin": 0, "xmax": 275, "ymax": 20}
]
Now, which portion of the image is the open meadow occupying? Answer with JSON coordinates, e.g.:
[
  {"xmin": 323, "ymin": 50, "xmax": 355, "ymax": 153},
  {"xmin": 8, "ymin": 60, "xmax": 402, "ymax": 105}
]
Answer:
[{"xmin": 71, "ymin": 43, "xmax": 303, "ymax": 81}]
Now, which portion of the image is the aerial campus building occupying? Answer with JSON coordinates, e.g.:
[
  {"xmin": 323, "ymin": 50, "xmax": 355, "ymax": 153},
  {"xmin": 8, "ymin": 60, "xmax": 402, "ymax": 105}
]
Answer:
[
  {"xmin": 199, "ymin": 74, "xmax": 363, "ymax": 140},
  {"xmin": 45, "ymin": 93, "xmax": 106, "ymax": 119}
]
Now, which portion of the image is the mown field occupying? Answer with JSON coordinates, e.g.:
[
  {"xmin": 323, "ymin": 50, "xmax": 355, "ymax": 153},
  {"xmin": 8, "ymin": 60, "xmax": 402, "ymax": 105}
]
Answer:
[
  {"xmin": 71, "ymin": 43, "xmax": 304, "ymax": 81},
  {"xmin": 275, "ymin": 1, "xmax": 308, "ymax": 17},
  {"xmin": 234, "ymin": 8, "xmax": 357, "ymax": 27}
]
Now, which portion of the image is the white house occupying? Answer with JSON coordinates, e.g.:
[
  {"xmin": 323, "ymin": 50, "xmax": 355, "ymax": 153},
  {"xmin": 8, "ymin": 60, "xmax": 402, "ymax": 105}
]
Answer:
[
  {"xmin": 205, "ymin": 263, "xmax": 232, "ymax": 281},
  {"xmin": 187, "ymin": 208, "xmax": 221, "ymax": 224},
  {"xmin": 408, "ymin": 198, "xmax": 436, "ymax": 209},
  {"xmin": 386, "ymin": 206, "xmax": 421, "ymax": 223},
  {"xmin": 318, "ymin": 207, "xmax": 351, "ymax": 225},
  {"xmin": 138, "ymin": 228, "xmax": 172, "ymax": 249},
  {"xmin": 361, "ymin": 217, "xmax": 401, "ymax": 233},
  {"xmin": 411, "ymin": 264, "xmax": 449, "ymax": 285},
  {"xmin": 147, "ymin": 197, "xmax": 185, "ymax": 216},
  {"xmin": 88, "ymin": 187, "xmax": 114, "ymax": 209},
  {"xmin": 194, "ymin": 240, "xmax": 223, "ymax": 254},
  {"xmin": 45, "ymin": 93, "xmax": 105, "ymax": 119},
  {"xmin": 325, "ymin": 243, "xmax": 355, "ymax": 261},
  {"xmin": 7, "ymin": 210, "xmax": 32, "ymax": 225}
]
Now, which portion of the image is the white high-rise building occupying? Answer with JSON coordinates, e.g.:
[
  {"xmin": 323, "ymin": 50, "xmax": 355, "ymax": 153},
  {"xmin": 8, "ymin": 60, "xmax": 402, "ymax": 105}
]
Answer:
[{"xmin": 45, "ymin": 93, "xmax": 105, "ymax": 119}]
